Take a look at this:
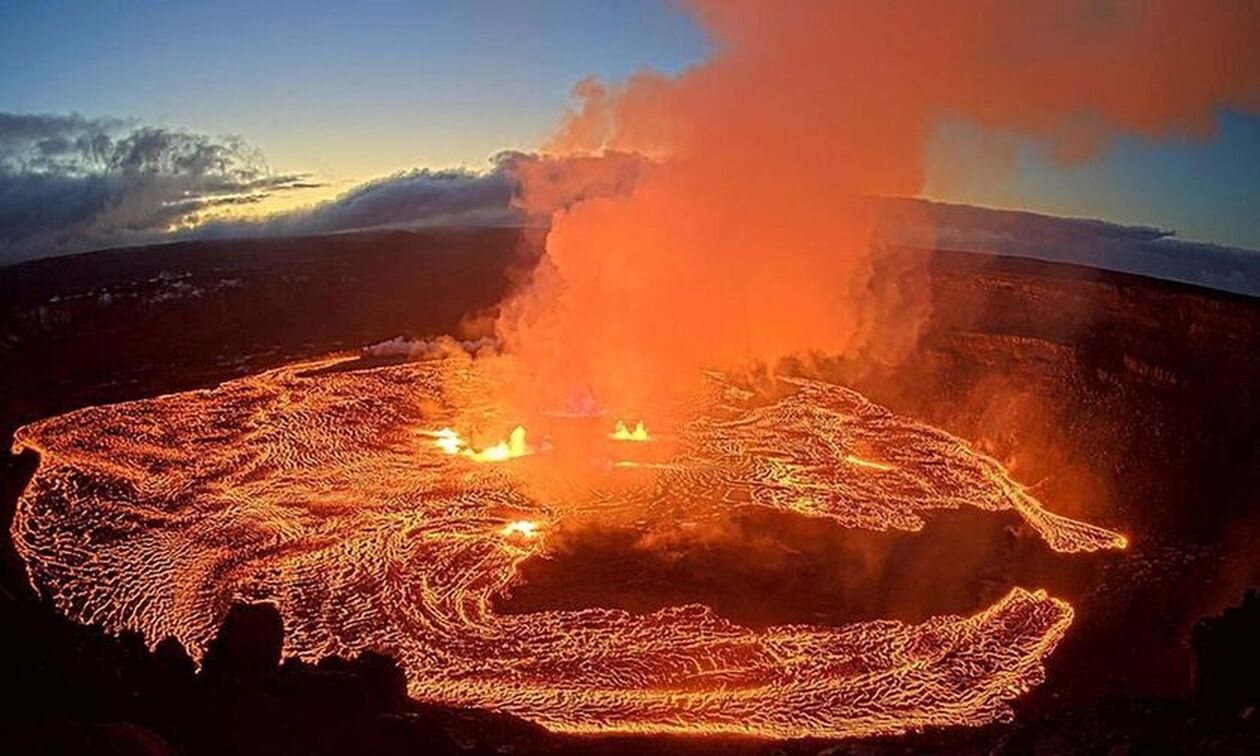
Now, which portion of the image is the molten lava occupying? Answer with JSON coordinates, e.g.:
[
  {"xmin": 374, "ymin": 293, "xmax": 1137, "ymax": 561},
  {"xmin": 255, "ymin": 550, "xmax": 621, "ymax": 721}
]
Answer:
[
  {"xmin": 500, "ymin": 519, "xmax": 543, "ymax": 540},
  {"xmin": 426, "ymin": 424, "xmax": 532, "ymax": 462},
  {"xmin": 11, "ymin": 354, "xmax": 1125, "ymax": 739},
  {"xmin": 611, "ymin": 420, "xmax": 650, "ymax": 442},
  {"xmin": 843, "ymin": 454, "xmax": 895, "ymax": 472}
]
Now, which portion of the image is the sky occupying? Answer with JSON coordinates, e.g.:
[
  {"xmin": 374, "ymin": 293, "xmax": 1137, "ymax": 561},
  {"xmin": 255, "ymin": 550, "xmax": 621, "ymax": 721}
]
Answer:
[
  {"xmin": 0, "ymin": 0, "xmax": 708, "ymax": 180},
  {"xmin": 0, "ymin": 0, "xmax": 1257, "ymax": 249},
  {"xmin": 923, "ymin": 110, "xmax": 1260, "ymax": 249}
]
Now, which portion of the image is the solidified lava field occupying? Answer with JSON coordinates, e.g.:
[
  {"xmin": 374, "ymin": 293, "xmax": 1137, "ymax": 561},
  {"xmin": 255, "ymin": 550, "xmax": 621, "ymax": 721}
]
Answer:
[{"xmin": 11, "ymin": 350, "xmax": 1126, "ymax": 739}]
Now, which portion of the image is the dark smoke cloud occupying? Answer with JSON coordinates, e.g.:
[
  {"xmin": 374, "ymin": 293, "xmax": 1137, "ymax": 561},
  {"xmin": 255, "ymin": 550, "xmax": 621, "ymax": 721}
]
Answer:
[{"xmin": 0, "ymin": 113, "xmax": 315, "ymax": 264}]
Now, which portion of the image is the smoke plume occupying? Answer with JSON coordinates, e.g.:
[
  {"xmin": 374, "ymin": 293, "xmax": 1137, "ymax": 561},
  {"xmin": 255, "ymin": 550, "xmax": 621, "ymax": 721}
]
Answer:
[{"xmin": 499, "ymin": 0, "xmax": 1260, "ymax": 418}]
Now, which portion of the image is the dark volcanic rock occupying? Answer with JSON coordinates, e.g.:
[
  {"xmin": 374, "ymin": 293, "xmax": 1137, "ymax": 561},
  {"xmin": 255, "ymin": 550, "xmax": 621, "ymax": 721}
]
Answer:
[
  {"xmin": 201, "ymin": 603, "xmax": 285, "ymax": 684},
  {"xmin": 1194, "ymin": 588, "xmax": 1260, "ymax": 711}
]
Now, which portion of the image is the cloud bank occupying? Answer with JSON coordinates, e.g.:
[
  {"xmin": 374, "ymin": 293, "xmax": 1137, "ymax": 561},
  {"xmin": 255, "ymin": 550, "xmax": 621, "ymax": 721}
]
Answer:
[
  {"xmin": 0, "ymin": 115, "xmax": 648, "ymax": 265},
  {"xmin": 192, "ymin": 149, "xmax": 646, "ymax": 242},
  {"xmin": 0, "ymin": 113, "xmax": 317, "ymax": 262}
]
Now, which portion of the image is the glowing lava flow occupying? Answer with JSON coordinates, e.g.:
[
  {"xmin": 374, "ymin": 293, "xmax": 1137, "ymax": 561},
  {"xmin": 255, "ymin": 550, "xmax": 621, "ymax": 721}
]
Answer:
[{"xmin": 11, "ymin": 355, "xmax": 1124, "ymax": 739}]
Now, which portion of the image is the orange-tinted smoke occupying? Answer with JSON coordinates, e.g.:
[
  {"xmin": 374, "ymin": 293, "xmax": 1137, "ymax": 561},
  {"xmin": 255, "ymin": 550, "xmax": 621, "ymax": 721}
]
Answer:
[{"xmin": 501, "ymin": 0, "xmax": 1259, "ymax": 418}]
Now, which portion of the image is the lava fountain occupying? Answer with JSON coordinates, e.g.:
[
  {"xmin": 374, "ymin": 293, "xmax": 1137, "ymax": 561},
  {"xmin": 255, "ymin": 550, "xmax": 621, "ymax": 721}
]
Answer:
[{"xmin": 11, "ymin": 351, "xmax": 1124, "ymax": 739}]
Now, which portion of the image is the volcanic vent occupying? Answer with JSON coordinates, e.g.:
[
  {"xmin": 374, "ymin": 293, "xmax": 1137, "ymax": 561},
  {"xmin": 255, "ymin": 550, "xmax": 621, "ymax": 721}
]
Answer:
[{"xmin": 12, "ymin": 349, "xmax": 1124, "ymax": 739}]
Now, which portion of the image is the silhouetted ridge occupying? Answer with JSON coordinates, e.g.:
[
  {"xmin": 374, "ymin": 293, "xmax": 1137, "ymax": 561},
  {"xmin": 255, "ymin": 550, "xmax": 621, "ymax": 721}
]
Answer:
[{"xmin": 201, "ymin": 603, "xmax": 285, "ymax": 684}]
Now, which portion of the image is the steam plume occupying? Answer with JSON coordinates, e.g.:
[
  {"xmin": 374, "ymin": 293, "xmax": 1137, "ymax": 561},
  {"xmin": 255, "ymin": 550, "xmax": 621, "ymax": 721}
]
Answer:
[{"xmin": 500, "ymin": 0, "xmax": 1260, "ymax": 416}]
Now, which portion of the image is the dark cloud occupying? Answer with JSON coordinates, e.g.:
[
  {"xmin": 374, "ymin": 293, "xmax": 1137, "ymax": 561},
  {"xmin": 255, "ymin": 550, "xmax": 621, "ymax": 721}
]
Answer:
[
  {"xmin": 193, "ymin": 165, "xmax": 519, "ymax": 241},
  {"xmin": 0, "ymin": 114, "xmax": 646, "ymax": 263},
  {"xmin": 192, "ymin": 150, "xmax": 646, "ymax": 241},
  {"xmin": 0, "ymin": 113, "xmax": 315, "ymax": 263},
  {"xmin": 0, "ymin": 112, "xmax": 124, "ymax": 173}
]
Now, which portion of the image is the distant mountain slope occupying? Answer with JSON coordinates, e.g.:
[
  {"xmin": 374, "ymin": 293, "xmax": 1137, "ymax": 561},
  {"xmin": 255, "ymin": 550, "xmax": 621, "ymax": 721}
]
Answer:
[
  {"xmin": 878, "ymin": 199, "xmax": 1260, "ymax": 297},
  {"xmin": 5, "ymin": 197, "xmax": 1255, "ymax": 297}
]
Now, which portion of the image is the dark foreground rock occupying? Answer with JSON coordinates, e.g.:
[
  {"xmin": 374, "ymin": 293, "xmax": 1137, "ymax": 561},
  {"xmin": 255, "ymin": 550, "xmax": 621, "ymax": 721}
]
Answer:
[
  {"xmin": 0, "ymin": 593, "xmax": 522, "ymax": 756},
  {"xmin": 1194, "ymin": 589, "xmax": 1260, "ymax": 712}
]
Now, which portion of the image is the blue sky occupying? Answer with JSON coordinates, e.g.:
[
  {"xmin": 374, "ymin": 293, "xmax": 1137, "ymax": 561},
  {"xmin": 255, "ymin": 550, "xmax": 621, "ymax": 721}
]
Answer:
[
  {"xmin": 2, "ymin": 0, "xmax": 1257, "ymax": 248},
  {"xmin": 924, "ymin": 110, "xmax": 1260, "ymax": 249},
  {"xmin": 0, "ymin": 0, "xmax": 709, "ymax": 178}
]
